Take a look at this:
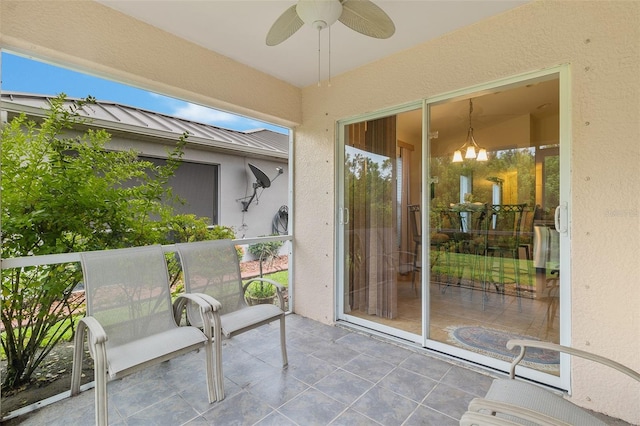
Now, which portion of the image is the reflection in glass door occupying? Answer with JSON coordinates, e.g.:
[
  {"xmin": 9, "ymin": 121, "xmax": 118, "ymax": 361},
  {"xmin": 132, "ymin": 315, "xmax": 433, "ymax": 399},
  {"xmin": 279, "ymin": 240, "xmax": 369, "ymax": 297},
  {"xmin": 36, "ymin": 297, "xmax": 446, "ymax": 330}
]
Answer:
[
  {"xmin": 426, "ymin": 73, "xmax": 563, "ymax": 377},
  {"xmin": 339, "ymin": 108, "xmax": 423, "ymax": 340}
]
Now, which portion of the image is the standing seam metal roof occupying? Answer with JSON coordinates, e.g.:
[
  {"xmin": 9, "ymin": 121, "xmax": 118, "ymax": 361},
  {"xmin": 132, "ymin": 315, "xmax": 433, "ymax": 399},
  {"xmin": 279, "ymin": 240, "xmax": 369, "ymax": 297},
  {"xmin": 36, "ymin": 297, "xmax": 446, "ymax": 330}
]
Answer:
[{"xmin": 1, "ymin": 92, "xmax": 289, "ymax": 159}]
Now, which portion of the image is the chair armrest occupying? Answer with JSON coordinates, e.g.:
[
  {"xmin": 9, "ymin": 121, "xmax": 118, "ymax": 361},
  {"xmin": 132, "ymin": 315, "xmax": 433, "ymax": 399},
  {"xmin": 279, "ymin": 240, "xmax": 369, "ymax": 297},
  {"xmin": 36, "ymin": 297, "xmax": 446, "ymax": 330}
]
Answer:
[
  {"xmin": 243, "ymin": 277, "xmax": 286, "ymax": 293},
  {"xmin": 78, "ymin": 316, "xmax": 108, "ymax": 346},
  {"xmin": 173, "ymin": 293, "xmax": 221, "ymax": 341},
  {"xmin": 174, "ymin": 292, "xmax": 220, "ymax": 313},
  {"xmin": 506, "ymin": 339, "xmax": 640, "ymax": 382},
  {"xmin": 72, "ymin": 316, "xmax": 108, "ymax": 395},
  {"xmin": 189, "ymin": 293, "xmax": 222, "ymax": 312},
  {"xmin": 467, "ymin": 397, "xmax": 572, "ymax": 426}
]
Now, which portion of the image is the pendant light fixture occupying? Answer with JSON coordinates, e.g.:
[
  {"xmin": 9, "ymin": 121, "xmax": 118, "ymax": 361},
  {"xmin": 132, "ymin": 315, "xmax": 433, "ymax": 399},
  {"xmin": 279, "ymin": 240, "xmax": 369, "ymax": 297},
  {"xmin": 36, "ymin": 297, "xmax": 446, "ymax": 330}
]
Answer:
[{"xmin": 452, "ymin": 99, "xmax": 488, "ymax": 163}]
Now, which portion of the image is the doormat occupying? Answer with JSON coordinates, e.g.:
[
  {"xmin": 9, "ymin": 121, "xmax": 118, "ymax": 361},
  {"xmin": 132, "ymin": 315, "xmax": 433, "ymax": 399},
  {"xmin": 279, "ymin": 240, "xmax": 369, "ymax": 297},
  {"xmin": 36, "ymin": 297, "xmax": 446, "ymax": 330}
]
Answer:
[{"xmin": 447, "ymin": 325, "xmax": 560, "ymax": 372}]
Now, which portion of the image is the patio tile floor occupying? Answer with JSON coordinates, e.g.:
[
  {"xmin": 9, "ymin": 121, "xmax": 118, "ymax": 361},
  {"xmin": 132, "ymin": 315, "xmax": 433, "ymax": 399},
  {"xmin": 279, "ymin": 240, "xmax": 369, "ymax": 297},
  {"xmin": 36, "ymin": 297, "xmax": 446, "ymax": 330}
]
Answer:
[{"xmin": 7, "ymin": 314, "xmax": 631, "ymax": 425}]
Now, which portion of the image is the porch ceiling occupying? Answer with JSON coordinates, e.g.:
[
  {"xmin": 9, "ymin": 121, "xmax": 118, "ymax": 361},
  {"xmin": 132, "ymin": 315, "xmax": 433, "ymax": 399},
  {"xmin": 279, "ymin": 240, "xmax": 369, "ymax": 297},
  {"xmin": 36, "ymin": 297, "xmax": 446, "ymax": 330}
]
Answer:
[{"xmin": 94, "ymin": 0, "xmax": 529, "ymax": 88}]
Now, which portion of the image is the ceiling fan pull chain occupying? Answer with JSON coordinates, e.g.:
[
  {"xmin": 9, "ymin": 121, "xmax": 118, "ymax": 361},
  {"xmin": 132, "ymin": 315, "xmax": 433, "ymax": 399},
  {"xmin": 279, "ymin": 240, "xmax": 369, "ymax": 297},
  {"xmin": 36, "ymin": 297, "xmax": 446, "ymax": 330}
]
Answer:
[
  {"xmin": 317, "ymin": 27, "xmax": 322, "ymax": 87},
  {"xmin": 328, "ymin": 25, "xmax": 332, "ymax": 87}
]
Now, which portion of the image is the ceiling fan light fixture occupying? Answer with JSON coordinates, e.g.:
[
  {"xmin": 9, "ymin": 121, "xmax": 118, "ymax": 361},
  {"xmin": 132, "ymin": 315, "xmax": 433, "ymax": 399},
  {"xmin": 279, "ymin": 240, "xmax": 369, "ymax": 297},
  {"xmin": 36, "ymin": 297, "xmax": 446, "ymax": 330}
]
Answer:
[
  {"xmin": 266, "ymin": 0, "xmax": 395, "ymax": 48},
  {"xmin": 296, "ymin": 0, "xmax": 343, "ymax": 30}
]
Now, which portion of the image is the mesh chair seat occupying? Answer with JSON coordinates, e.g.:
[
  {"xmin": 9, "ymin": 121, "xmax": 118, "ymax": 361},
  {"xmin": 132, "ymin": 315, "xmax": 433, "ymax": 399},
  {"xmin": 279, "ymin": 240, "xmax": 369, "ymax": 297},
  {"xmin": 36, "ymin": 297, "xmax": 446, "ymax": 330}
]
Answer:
[
  {"xmin": 106, "ymin": 326, "xmax": 207, "ymax": 378},
  {"xmin": 221, "ymin": 303, "xmax": 284, "ymax": 337}
]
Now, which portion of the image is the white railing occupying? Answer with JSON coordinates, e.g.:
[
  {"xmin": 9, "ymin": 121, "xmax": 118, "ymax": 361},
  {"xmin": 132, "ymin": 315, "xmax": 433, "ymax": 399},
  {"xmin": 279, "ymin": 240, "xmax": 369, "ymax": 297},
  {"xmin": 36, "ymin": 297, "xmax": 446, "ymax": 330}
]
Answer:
[{"xmin": 0, "ymin": 235, "xmax": 292, "ymax": 269}]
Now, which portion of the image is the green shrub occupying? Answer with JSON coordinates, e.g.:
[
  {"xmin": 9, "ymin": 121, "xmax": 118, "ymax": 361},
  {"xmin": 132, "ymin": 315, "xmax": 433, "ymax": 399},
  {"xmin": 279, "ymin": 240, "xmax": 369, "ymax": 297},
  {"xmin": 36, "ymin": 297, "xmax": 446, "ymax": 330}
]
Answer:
[
  {"xmin": 248, "ymin": 237, "xmax": 283, "ymax": 261},
  {"xmin": 1, "ymin": 93, "xmax": 196, "ymax": 390}
]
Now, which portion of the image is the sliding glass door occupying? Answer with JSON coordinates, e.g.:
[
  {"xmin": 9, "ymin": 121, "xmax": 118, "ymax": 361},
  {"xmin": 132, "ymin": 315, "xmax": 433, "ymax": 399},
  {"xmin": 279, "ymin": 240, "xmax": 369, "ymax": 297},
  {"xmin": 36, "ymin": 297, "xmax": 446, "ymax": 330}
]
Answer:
[
  {"xmin": 337, "ymin": 66, "xmax": 570, "ymax": 387},
  {"xmin": 425, "ymin": 70, "xmax": 567, "ymax": 385},
  {"xmin": 337, "ymin": 106, "xmax": 423, "ymax": 342}
]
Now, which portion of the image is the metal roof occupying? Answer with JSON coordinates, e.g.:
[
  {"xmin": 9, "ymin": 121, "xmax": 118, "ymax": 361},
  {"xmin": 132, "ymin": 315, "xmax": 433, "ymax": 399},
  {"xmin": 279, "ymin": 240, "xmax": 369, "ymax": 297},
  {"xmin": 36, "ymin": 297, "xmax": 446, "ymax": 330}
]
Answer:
[{"xmin": 0, "ymin": 92, "xmax": 289, "ymax": 160}]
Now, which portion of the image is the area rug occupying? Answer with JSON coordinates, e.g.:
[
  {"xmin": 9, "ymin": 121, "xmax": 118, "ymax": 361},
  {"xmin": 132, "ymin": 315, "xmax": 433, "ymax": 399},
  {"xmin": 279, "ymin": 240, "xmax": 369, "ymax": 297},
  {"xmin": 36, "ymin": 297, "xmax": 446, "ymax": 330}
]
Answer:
[{"xmin": 447, "ymin": 325, "xmax": 559, "ymax": 372}]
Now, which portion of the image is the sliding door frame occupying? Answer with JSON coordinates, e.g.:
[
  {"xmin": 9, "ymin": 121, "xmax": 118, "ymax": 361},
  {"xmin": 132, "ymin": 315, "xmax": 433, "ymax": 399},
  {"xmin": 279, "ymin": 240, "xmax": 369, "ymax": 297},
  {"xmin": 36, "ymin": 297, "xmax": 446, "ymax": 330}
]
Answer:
[
  {"xmin": 422, "ymin": 64, "xmax": 572, "ymax": 389},
  {"xmin": 335, "ymin": 101, "xmax": 423, "ymax": 344},
  {"xmin": 335, "ymin": 64, "xmax": 571, "ymax": 390}
]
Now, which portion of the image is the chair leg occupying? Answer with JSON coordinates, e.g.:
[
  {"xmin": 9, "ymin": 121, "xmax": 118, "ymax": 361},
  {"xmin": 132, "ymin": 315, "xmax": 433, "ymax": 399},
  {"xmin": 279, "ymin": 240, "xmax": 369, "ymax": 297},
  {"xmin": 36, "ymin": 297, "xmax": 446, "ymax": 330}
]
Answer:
[
  {"xmin": 279, "ymin": 315, "xmax": 288, "ymax": 367},
  {"xmin": 411, "ymin": 242, "xmax": 420, "ymax": 296},
  {"xmin": 438, "ymin": 244, "xmax": 452, "ymax": 294},
  {"xmin": 70, "ymin": 323, "xmax": 85, "ymax": 397},
  {"xmin": 94, "ymin": 350, "xmax": 108, "ymax": 426},
  {"xmin": 70, "ymin": 321, "xmax": 108, "ymax": 425},
  {"xmin": 213, "ymin": 318, "xmax": 224, "ymax": 401},
  {"xmin": 513, "ymin": 250, "xmax": 522, "ymax": 311},
  {"xmin": 204, "ymin": 336, "xmax": 216, "ymax": 403}
]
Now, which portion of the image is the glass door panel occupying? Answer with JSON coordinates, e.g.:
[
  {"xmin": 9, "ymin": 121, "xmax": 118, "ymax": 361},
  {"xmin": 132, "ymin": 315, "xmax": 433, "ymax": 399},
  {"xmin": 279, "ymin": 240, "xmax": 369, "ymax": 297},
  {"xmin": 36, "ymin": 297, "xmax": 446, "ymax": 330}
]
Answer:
[
  {"xmin": 340, "ymin": 109, "xmax": 423, "ymax": 338},
  {"xmin": 427, "ymin": 75, "xmax": 562, "ymax": 376}
]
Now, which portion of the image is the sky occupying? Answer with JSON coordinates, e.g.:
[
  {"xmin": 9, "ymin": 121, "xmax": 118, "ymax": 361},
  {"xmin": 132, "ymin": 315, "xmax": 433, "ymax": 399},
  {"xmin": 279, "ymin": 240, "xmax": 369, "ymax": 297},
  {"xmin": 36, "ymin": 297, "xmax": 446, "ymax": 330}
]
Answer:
[{"xmin": 0, "ymin": 52, "xmax": 288, "ymax": 134}]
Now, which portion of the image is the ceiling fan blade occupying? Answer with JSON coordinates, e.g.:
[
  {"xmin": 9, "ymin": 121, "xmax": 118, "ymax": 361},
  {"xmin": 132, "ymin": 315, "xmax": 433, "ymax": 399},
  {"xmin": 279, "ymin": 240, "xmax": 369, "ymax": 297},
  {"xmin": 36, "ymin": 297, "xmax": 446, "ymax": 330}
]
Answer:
[
  {"xmin": 339, "ymin": 0, "xmax": 395, "ymax": 39},
  {"xmin": 266, "ymin": 4, "xmax": 305, "ymax": 46}
]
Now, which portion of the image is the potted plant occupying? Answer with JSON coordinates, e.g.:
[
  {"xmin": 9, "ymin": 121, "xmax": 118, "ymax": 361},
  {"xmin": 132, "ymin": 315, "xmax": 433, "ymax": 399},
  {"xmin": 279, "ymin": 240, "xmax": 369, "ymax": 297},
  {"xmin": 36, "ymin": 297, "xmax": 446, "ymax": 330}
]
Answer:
[
  {"xmin": 245, "ymin": 237, "xmax": 284, "ymax": 305},
  {"xmin": 244, "ymin": 279, "xmax": 278, "ymax": 306}
]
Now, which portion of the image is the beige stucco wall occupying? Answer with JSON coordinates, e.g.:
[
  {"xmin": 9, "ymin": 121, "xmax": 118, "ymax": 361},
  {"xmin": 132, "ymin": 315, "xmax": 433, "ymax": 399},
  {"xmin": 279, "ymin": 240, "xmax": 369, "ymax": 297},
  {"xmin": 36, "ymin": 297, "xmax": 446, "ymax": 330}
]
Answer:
[
  {"xmin": 1, "ymin": 0, "xmax": 639, "ymax": 422},
  {"xmin": 295, "ymin": 1, "xmax": 640, "ymax": 422}
]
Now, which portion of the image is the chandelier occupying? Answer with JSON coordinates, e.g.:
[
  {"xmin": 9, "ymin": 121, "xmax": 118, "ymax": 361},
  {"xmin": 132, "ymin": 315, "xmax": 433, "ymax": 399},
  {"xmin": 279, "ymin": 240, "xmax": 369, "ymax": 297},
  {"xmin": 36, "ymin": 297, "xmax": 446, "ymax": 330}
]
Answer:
[{"xmin": 452, "ymin": 99, "xmax": 488, "ymax": 162}]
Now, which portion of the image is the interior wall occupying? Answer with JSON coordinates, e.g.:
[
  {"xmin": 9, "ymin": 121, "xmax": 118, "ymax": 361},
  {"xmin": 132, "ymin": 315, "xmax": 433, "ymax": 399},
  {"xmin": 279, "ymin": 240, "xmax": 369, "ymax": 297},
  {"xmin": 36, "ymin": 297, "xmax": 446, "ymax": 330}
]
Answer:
[
  {"xmin": 295, "ymin": 1, "xmax": 639, "ymax": 422},
  {"xmin": 107, "ymin": 136, "xmax": 289, "ymax": 238}
]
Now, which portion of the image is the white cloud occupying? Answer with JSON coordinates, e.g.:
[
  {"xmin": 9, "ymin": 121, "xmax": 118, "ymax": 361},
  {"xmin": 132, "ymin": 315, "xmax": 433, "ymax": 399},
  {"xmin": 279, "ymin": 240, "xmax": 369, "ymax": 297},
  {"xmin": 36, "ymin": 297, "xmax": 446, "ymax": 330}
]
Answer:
[
  {"xmin": 147, "ymin": 93, "xmax": 287, "ymax": 133},
  {"xmin": 172, "ymin": 103, "xmax": 243, "ymax": 126}
]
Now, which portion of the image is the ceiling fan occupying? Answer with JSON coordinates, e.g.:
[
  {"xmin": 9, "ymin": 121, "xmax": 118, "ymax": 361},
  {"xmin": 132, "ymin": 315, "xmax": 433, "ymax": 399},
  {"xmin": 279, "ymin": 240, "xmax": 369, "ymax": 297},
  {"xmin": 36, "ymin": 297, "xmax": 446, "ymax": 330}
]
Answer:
[{"xmin": 266, "ymin": 0, "xmax": 395, "ymax": 46}]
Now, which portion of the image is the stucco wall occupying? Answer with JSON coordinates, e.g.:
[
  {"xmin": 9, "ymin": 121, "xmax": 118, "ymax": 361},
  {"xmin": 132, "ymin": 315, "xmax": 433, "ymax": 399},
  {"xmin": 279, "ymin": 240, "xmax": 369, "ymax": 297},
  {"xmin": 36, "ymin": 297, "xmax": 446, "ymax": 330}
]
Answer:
[
  {"xmin": 108, "ymin": 136, "xmax": 289, "ymax": 238},
  {"xmin": 1, "ymin": 0, "xmax": 639, "ymax": 422},
  {"xmin": 295, "ymin": 1, "xmax": 639, "ymax": 422}
]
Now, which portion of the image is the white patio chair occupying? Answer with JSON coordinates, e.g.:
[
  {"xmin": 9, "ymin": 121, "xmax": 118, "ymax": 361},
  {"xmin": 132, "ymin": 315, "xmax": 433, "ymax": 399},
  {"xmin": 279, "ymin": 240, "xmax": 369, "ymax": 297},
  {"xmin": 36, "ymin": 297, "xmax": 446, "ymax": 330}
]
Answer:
[
  {"xmin": 70, "ymin": 245, "xmax": 220, "ymax": 426},
  {"xmin": 175, "ymin": 239, "xmax": 288, "ymax": 401},
  {"xmin": 461, "ymin": 339, "xmax": 640, "ymax": 425}
]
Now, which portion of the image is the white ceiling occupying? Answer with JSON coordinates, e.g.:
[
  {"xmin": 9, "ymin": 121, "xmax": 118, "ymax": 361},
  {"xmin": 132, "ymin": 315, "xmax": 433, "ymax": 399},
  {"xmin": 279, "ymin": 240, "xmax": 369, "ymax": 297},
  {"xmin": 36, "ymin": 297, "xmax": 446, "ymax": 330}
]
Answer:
[{"xmin": 95, "ymin": 0, "xmax": 529, "ymax": 88}]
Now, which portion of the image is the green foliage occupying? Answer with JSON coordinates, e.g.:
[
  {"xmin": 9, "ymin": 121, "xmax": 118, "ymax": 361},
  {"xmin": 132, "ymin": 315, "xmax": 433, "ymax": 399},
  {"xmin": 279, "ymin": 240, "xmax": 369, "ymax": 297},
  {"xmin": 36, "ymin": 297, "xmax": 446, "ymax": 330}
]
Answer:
[
  {"xmin": 344, "ymin": 150, "xmax": 394, "ymax": 220},
  {"xmin": 430, "ymin": 147, "xmax": 536, "ymax": 208},
  {"xmin": 164, "ymin": 220, "xmax": 238, "ymax": 288},
  {"xmin": 245, "ymin": 280, "xmax": 277, "ymax": 299},
  {"xmin": 166, "ymin": 216, "xmax": 235, "ymax": 243},
  {"xmin": 246, "ymin": 238, "xmax": 285, "ymax": 299},
  {"xmin": 261, "ymin": 270, "xmax": 288, "ymax": 286},
  {"xmin": 0, "ymin": 315, "xmax": 80, "ymax": 359},
  {"xmin": 0, "ymin": 93, "xmax": 204, "ymax": 390},
  {"xmin": 247, "ymin": 237, "xmax": 283, "ymax": 261},
  {"xmin": 244, "ymin": 271, "xmax": 288, "ymax": 300}
]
